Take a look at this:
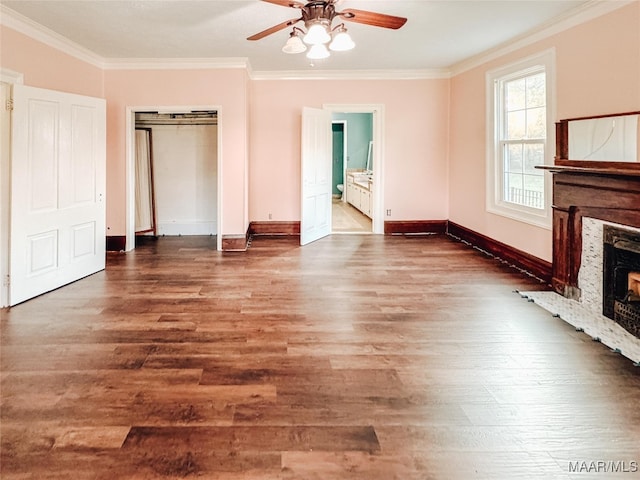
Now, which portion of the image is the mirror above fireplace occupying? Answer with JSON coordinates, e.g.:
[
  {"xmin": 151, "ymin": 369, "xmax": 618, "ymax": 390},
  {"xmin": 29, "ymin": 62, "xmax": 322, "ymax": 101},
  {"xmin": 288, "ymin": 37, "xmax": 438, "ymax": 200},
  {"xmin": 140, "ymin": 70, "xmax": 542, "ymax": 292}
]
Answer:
[{"xmin": 555, "ymin": 111, "xmax": 640, "ymax": 171}]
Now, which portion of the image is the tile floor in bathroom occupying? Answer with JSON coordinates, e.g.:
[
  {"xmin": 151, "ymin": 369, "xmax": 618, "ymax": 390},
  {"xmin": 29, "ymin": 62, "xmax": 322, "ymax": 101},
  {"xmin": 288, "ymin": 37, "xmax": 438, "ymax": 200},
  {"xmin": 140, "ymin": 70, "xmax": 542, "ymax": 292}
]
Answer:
[{"xmin": 332, "ymin": 197, "xmax": 372, "ymax": 233}]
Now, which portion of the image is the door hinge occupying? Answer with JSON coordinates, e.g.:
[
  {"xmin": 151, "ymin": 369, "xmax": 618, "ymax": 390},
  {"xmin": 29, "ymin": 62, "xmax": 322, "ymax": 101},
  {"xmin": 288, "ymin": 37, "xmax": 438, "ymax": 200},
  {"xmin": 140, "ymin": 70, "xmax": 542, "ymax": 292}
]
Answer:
[
  {"xmin": 3, "ymin": 274, "xmax": 9, "ymax": 287},
  {"xmin": 5, "ymin": 99, "xmax": 14, "ymax": 111}
]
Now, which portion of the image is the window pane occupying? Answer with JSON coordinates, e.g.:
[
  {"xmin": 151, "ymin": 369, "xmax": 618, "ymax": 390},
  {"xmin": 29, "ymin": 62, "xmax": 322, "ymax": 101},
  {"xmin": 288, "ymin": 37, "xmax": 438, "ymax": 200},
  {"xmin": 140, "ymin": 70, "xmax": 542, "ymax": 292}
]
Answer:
[
  {"xmin": 506, "ymin": 173, "xmax": 523, "ymax": 205},
  {"xmin": 505, "ymin": 144, "xmax": 523, "ymax": 173},
  {"xmin": 526, "ymin": 107, "xmax": 546, "ymax": 139},
  {"xmin": 524, "ymin": 143, "xmax": 544, "ymax": 173},
  {"xmin": 507, "ymin": 110, "xmax": 526, "ymax": 139},
  {"xmin": 524, "ymin": 174, "xmax": 544, "ymax": 192},
  {"xmin": 506, "ymin": 78, "xmax": 526, "ymax": 111},
  {"xmin": 523, "ymin": 174, "xmax": 545, "ymax": 209},
  {"xmin": 526, "ymin": 73, "xmax": 545, "ymax": 108},
  {"xmin": 508, "ymin": 173, "xmax": 523, "ymax": 190}
]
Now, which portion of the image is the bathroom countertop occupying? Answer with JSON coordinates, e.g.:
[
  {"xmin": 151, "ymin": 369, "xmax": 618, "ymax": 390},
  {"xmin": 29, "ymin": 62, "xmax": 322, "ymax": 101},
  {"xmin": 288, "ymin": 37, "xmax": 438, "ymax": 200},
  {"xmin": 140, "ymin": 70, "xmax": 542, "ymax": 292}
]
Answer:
[
  {"xmin": 348, "ymin": 171, "xmax": 373, "ymax": 190},
  {"xmin": 354, "ymin": 180, "xmax": 372, "ymax": 190}
]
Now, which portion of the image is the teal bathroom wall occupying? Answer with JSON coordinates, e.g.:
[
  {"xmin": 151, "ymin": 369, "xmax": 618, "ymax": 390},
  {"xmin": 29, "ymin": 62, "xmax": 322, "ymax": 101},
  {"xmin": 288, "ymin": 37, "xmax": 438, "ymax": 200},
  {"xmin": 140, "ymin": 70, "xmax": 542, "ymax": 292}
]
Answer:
[
  {"xmin": 331, "ymin": 112, "xmax": 373, "ymax": 194},
  {"xmin": 332, "ymin": 123, "xmax": 344, "ymax": 196}
]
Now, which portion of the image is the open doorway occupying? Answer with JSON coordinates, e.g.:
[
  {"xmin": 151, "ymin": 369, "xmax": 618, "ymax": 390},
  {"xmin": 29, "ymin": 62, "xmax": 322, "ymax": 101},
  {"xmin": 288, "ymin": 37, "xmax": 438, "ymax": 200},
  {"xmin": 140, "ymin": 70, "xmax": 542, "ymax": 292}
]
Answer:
[
  {"xmin": 331, "ymin": 114, "xmax": 373, "ymax": 234},
  {"xmin": 325, "ymin": 104, "xmax": 383, "ymax": 234},
  {"xmin": 126, "ymin": 106, "xmax": 222, "ymax": 251}
]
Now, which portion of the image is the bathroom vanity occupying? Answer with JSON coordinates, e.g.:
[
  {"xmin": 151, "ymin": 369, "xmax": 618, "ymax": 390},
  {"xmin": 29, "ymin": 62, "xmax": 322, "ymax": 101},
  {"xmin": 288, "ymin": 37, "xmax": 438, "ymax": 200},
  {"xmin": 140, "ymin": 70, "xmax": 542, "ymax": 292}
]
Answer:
[{"xmin": 346, "ymin": 171, "xmax": 372, "ymax": 218}]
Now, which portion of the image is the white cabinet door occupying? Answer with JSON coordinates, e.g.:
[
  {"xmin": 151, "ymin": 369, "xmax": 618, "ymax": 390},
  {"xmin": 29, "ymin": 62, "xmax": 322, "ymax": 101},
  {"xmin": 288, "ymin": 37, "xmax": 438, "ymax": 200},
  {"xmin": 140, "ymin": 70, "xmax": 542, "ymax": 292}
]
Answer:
[
  {"xmin": 10, "ymin": 85, "xmax": 106, "ymax": 306},
  {"xmin": 361, "ymin": 189, "xmax": 371, "ymax": 217},
  {"xmin": 347, "ymin": 182, "xmax": 357, "ymax": 209},
  {"xmin": 300, "ymin": 107, "xmax": 332, "ymax": 246}
]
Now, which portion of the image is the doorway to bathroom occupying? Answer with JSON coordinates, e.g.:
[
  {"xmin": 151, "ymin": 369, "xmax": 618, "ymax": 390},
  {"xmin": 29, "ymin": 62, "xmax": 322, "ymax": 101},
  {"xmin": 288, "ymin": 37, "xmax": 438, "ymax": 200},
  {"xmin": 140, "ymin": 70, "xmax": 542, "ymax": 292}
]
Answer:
[
  {"xmin": 299, "ymin": 103, "xmax": 384, "ymax": 244},
  {"xmin": 330, "ymin": 112, "xmax": 373, "ymax": 234}
]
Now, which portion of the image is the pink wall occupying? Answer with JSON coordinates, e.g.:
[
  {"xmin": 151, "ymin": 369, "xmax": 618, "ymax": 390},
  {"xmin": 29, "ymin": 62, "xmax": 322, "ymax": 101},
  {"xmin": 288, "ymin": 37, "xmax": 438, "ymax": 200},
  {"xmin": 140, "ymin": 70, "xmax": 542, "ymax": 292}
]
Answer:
[
  {"xmin": 103, "ymin": 68, "xmax": 249, "ymax": 236},
  {"xmin": 4, "ymin": 2, "xmax": 638, "ymax": 260},
  {"xmin": 249, "ymin": 78, "xmax": 450, "ymax": 222},
  {"xmin": 1, "ymin": 26, "xmax": 251, "ymax": 238},
  {"xmin": 449, "ymin": 3, "xmax": 640, "ymax": 262},
  {"xmin": 0, "ymin": 26, "xmax": 103, "ymax": 98}
]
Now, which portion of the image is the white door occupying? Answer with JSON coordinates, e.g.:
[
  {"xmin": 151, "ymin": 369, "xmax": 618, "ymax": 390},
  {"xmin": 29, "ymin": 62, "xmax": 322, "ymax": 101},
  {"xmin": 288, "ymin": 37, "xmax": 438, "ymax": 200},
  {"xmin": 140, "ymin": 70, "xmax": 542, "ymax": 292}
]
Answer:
[
  {"xmin": 9, "ymin": 85, "xmax": 106, "ymax": 306},
  {"xmin": 300, "ymin": 107, "xmax": 332, "ymax": 245}
]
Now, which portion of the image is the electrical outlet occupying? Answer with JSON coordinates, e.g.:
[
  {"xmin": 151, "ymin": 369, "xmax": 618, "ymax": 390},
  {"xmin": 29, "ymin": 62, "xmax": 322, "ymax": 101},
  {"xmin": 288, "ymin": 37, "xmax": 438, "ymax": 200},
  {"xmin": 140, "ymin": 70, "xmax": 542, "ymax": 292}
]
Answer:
[
  {"xmin": 268, "ymin": 213, "xmax": 272, "ymax": 220},
  {"xmin": 386, "ymin": 209, "xmax": 391, "ymax": 216}
]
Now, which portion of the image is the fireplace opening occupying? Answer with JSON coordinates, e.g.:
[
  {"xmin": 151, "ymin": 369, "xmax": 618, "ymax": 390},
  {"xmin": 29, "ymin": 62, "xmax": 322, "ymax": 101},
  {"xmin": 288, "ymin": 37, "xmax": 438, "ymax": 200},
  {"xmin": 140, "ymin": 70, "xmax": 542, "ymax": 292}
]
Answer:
[{"xmin": 603, "ymin": 226, "xmax": 640, "ymax": 339}]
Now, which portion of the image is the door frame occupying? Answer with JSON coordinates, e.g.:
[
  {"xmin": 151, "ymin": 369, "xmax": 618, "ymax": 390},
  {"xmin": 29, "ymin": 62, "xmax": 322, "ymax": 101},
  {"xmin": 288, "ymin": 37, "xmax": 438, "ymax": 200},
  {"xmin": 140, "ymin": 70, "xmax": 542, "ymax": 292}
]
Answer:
[
  {"xmin": 0, "ymin": 69, "xmax": 24, "ymax": 307},
  {"xmin": 125, "ymin": 105, "xmax": 222, "ymax": 251},
  {"xmin": 324, "ymin": 104, "xmax": 384, "ymax": 234}
]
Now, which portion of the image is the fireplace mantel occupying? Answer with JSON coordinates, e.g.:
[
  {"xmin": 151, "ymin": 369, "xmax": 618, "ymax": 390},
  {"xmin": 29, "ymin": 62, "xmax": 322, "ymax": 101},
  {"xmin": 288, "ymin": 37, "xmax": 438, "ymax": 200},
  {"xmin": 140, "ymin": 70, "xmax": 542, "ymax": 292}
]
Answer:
[
  {"xmin": 538, "ymin": 165, "xmax": 640, "ymax": 298},
  {"xmin": 537, "ymin": 165, "xmax": 640, "ymax": 177}
]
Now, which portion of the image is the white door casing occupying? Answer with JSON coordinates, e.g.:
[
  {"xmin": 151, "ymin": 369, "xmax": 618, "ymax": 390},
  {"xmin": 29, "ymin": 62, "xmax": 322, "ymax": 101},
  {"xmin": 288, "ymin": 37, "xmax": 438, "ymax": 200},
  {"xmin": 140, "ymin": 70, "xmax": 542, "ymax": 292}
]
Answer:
[
  {"xmin": 300, "ymin": 107, "xmax": 332, "ymax": 246},
  {"xmin": 1, "ymin": 82, "xmax": 12, "ymax": 307},
  {"xmin": 9, "ymin": 85, "xmax": 106, "ymax": 306},
  {"xmin": 125, "ymin": 106, "xmax": 223, "ymax": 252}
]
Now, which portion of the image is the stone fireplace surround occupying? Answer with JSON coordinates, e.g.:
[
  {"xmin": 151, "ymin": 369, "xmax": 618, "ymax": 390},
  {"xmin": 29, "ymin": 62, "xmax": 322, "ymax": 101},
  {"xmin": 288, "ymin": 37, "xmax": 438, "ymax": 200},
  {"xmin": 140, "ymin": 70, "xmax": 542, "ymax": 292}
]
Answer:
[
  {"xmin": 524, "ymin": 218, "xmax": 640, "ymax": 363},
  {"xmin": 523, "ymin": 166, "xmax": 640, "ymax": 363}
]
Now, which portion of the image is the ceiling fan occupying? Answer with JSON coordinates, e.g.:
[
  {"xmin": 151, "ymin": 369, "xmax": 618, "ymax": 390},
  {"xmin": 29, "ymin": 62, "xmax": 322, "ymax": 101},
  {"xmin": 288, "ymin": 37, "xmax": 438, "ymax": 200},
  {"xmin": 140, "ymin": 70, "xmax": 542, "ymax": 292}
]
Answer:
[{"xmin": 247, "ymin": 0, "xmax": 407, "ymax": 60}]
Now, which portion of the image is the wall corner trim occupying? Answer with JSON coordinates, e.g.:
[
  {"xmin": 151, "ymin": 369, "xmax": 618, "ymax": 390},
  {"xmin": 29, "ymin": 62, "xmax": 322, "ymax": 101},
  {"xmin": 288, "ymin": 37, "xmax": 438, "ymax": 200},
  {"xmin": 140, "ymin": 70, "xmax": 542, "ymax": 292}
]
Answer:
[
  {"xmin": 106, "ymin": 236, "xmax": 126, "ymax": 252},
  {"xmin": 221, "ymin": 228, "xmax": 251, "ymax": 252}
]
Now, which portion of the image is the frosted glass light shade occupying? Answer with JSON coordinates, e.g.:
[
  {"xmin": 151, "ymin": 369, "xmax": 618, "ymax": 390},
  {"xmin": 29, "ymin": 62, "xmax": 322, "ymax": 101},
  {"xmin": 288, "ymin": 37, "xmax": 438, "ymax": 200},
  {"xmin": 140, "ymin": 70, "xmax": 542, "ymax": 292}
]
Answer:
[
  {"xmin": 306, "ymin": 43, "xmax": 330, "ymax": 59},
  {"xmin": 329, "ymin": 31, "xmax": 355, "ymax": 51},
  {"xmin": 282, "ymin": 34, "xmax": 307, "ymax": 54},
  {"xmin": 303, "ymin": 23, "xmax": 331, "ymax": 45}
]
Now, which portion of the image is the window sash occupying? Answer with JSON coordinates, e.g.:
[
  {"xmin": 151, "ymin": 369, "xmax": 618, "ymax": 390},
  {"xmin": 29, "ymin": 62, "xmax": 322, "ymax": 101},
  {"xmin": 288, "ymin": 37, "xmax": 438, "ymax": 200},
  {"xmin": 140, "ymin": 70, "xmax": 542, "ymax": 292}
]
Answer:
[
  {"xmin": 499, "ymin": 138, "xmax": 546, "ymax": 210},
  {"xmin": 485, "ymin": 49, "xmax": 555, "ymax": 229}
]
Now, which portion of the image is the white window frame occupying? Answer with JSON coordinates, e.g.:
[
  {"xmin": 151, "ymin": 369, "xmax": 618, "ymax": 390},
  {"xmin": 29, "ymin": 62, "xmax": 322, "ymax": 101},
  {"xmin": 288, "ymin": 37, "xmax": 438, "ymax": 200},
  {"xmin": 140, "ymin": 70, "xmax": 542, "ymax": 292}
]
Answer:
[{"xmin": 486, "ymin": 49, "xmax": 555, "ymax": 229}]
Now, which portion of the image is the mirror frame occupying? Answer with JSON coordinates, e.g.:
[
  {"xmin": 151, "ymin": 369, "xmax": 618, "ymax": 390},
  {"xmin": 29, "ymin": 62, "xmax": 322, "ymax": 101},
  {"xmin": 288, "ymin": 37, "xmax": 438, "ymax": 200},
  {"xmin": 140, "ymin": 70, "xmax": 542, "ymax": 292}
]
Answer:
[{"xmin": 555, "ymin": 110, "xmax": 640, "ymax": 170}]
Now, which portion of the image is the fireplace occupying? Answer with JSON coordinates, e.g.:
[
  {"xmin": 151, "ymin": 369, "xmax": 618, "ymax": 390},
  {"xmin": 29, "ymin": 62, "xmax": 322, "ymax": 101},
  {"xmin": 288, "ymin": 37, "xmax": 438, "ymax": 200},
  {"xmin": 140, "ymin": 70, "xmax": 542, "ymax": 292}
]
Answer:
[{"xmin": 603, "ymin": 225, "xmax": 640, "ymax": 339}]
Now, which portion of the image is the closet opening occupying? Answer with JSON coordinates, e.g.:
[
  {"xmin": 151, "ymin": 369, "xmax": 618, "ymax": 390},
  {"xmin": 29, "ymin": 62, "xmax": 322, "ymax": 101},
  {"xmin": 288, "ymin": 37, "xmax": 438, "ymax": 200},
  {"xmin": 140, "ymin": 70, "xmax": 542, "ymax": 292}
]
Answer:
[{"xmin": 130, "ymin": 109, "xmax": 220, "ymax": 250}]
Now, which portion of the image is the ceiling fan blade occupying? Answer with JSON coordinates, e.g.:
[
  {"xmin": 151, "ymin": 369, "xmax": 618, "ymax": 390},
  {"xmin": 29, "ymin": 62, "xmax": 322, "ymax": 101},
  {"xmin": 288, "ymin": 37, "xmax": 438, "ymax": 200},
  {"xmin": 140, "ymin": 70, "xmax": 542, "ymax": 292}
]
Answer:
[
  {"xmin": 339, "ymin": 9, "xmax": 407, "ymax": 29},
  {"xmin": 247, "ymin": 17, "xmax": 302, "ymax": 41},
  {"xmin": 261, "ymin": 0, "xmax": 305, "ymax": 8}
]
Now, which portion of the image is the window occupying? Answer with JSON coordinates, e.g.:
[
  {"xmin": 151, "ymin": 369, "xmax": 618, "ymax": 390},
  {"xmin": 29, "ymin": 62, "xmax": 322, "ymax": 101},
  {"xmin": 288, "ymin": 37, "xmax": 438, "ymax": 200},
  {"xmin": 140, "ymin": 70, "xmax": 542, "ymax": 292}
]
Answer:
[{"xmin": 486, "ymin": 50, "xmax": 555, "ymax": 228}]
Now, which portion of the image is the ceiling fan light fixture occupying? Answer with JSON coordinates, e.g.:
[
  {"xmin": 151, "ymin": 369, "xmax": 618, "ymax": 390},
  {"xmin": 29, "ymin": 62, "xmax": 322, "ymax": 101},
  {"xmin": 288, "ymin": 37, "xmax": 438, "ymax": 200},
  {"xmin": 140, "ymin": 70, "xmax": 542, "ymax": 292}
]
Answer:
[
  {"xmin": 282, "ymin": 30, "xmax": 307, "ymax": 54},
  {"xmin": 329, "ymin": 26, "xmax": 355, "ymax": 52},
  {"xmin": 303, "ymin": 21, "xmax": 331, "ymax": 45},
  {"xmin": 306, "ymin": 43, "xmax": 330, "ymax": 60}
]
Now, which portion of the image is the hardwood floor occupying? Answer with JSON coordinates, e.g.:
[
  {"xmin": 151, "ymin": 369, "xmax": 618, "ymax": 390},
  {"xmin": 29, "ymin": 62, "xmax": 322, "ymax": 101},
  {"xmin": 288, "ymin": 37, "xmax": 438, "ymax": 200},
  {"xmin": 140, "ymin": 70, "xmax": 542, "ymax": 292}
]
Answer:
[{"xmin": 2, "ymin": 234, "xmax": 639, "ymax": 479}]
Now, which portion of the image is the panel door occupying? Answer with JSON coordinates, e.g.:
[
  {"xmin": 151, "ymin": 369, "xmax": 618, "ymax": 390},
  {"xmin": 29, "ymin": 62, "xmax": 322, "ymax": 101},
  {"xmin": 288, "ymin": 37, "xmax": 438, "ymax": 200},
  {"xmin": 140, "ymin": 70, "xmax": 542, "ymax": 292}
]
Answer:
[
  {"xmin": 300, "ymin": 107, "xmax": 332, "ymax": 246},
  {"xmin": 10, "ymin": 85, "xmax": 106, "ymax": 305}
]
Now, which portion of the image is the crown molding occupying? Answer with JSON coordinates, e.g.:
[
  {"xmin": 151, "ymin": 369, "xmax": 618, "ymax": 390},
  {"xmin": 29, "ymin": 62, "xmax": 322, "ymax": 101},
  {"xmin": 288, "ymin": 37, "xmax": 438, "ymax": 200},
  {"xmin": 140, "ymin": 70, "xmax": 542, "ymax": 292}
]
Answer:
[
  {"xmin": 250, "ymin": 68, "xmax": 451, "ymax": 80},
  {"xmin": 449, "ymin": 0, "xmax": 636, "ymax": 76},
  {"xmin": 3, "ymin": 0, "xmax": 632, "ymax": 81},
  {"xmin": 102, "ymin": 58, "xmax": 250, "ymax": 70},
  {"xmin": 0, "ymin": 67, "xmax": 24, "ymax": 84},
  {"xmin": 0, "ymin": 5, "xmax": 105, "ymax": 68}
]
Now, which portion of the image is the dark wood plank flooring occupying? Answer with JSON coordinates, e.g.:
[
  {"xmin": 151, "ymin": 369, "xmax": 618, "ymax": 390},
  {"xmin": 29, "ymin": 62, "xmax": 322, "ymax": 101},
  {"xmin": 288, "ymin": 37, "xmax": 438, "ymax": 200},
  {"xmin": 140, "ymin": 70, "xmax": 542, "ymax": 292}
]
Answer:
[{"xmin": 2, "ymin": 234, "xmax": 639, "ymax": 479}]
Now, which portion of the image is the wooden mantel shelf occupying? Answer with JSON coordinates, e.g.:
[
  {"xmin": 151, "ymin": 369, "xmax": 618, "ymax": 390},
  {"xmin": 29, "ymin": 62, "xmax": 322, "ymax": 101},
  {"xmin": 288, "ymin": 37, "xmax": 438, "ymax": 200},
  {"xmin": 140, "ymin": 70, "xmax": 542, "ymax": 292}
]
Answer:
[{"xmin": 536, "ymin": 165, "xmax": 640, "ymax": 177}]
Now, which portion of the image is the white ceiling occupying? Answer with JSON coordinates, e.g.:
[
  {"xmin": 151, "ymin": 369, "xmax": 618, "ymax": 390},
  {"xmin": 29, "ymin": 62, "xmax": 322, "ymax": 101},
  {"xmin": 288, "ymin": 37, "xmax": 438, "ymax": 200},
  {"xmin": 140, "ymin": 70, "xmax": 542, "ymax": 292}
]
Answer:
[{"xmin": 1, "ymin": 0, "xmax": 603, "ymax": 73}]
